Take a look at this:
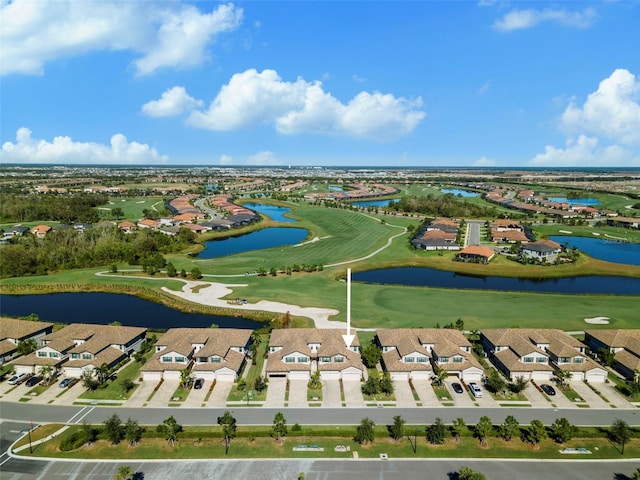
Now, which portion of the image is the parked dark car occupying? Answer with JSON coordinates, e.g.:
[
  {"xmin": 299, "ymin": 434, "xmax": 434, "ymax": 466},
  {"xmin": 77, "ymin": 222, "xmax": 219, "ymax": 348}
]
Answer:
[
  {"xmin": 194, "ymin": 378, "xmax": 204, "ymax": 390},
  {"xmin": 25, "ymin": 376, "xmax": 42, "ymax": 387},
  {"xmin": 540, "ymin": 384, "xmax": 556, "ymax": 396},
  {"xmin": 451, "ymin": 382, "xmax": 464, "ymax": 394}
]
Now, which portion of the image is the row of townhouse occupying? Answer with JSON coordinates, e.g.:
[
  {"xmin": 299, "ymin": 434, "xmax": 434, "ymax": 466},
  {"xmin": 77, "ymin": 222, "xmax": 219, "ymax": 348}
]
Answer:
[
  {"xmin": 584, "ymin": 330, "xmax": 640, "ymax": 382},
  {"xmin": 0, "ymin": 317, "xmax": 54, "ymax": 364},
  {"xmin": 10, "ymin": 321, "xmax": 147, "ymax": 379}
]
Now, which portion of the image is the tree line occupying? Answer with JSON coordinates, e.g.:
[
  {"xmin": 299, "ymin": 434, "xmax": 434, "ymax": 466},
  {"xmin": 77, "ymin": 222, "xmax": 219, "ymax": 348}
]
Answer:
[
  {"xmin": 0, "ymin": 193, "xmax": 109, "ymax": 223},
  {"xmin": 0, "ymin": 226, "xmax": 196, "ymax": 277},
  {"xmin": 388, "ymin": 194, "xmax": 500, "ymax": 218}
]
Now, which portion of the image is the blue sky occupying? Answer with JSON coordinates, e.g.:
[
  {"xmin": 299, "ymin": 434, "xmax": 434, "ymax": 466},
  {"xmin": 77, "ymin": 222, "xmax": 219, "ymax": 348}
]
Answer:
[{"xmin": 1, "ymin": 0, "xmax": 639, "ymax": 167}]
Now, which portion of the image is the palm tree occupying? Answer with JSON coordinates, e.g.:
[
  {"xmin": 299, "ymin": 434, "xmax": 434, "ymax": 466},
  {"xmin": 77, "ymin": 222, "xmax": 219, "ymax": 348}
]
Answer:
[
  {"xmin": 554, "ymin": 369, "xmax": 572, "ymax": 390},
  {"xmin": 179, "ymin": 368, "xmax": 191, "ymax": 390},
  {"xmin": 38, "ymin": 365, "xmax": 54, "ymax": 385},
  {"xmin": 114, "ymin": 465, "xmax": 133, "ymax": 480},
  {"xmin": 95, "ymin": 363, "xmax": 111, "ymax": 385}
]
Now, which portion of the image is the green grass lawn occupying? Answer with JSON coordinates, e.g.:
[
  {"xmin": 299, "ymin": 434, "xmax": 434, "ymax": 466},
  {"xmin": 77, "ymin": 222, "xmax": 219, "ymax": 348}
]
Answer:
[
  {"xmin": 432, "ymin": 385, "xmax": 452, "ymax": 401},
  {"xmin": 97, "ymin": 196, "xmax": 167, "ymax": 222},
  {"xmin": 18, "ymin": 423, "xmax": 640, "ymax": 460},
  {"xmin": 227, "ymin": 334, "xmax": 268, "ymax": 403},
  {"xmin": 78, "ymin": 354, "xmax": 152, "ymax": 401}
]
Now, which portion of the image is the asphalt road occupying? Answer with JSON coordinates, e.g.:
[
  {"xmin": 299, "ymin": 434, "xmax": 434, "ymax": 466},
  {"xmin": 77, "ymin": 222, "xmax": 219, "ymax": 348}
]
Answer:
[
  {"xmin": 466, "ymin": 220, "xmax": 483, "ymax": 246},
  {"xmin": 1, "ymin": 402, "xmax": 639, "ymax": 428}
]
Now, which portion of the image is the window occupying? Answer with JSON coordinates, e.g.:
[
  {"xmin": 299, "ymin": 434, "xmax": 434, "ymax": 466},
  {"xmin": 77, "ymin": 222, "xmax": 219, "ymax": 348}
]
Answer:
[
  {"xmin": 573, "ymin": 357, "xmax": 584, "ymax": 364},
  {"xmin": 285, "ymin": 357, "xmax": 295, "ymax": 363},
  {"xmin": 49, "ymin": 352, "xmax": 58, "ymax": 358},
  {"xmin": 71, "ymin": 353, "xmax": 80, "ymax": 359},
  {"xmin": 175, "ymin": 356, "xmax": 185, "ymax": 363},
  {"xmin": 453, "ymin": 356, "xmax": 463, "ymax": 363},
  {"xmin": 417, "ymin": 357, "xmax": 427, "ymax": 363},
  {"xmin": 523, "ymin": 357, "xmax": 533, "ymax": 363},
  {"xmin": 334, "ymin": 356, "xmax": 344, "ymax": 363},
  {"xmin": 37, "ymin": 351, "xmax": 47, "ymax": 357},
  {"xmin": 439, "ymin": 357, "xmax": 449, "ymax": 363},
  {"xmin": 536, "ymin": 357, "xmax": 547, "ymax": 363},
  {"xmin": 211, "ymin": 357, "xmax": 221, "ymax": 363},
  {"xmin": 560, "ymin": 357, "xmax": 570, "ymax": 364},
  {"xmin": 82, "ymin": 353, "xmax": 92, "ymax": 360},
  {"xmin": 405, "ymin": 357, "xmax": 415, "ymax": 363},
  {"xmin": 161, "ymin": 356, "xmax": 172, "ymax": 363},
  {"xmin": 321, "ymin": 357, "xmax": 331, "ymax": 363},
  {"xmin": 297, "ymin": 356, "xmax": 309, "ymax": 363}
]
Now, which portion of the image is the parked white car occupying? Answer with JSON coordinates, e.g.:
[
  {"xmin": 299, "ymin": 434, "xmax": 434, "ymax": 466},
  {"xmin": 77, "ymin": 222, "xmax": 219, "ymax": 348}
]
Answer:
[
  {"xmin": 468, "ymin": 382, "xmax": 483, "ymax": 398},
  {"xmin": 8, "ymin": 373, "xmax": 28, "ymax": 385}
]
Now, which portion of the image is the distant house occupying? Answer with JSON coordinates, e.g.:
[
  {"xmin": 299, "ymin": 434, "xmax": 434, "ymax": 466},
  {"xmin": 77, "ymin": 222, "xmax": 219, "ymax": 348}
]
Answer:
[
  {"xmin": 0, "ymin": 317, "xmax": 55, "ymax": 365},
  {"xmin": 5, "ymin": 226, "xmax": 29, "ymax": 238},
  {"xmin": 377, "ymin": 329, "xmax": 483, "ymax": 382},
  {"xmin": 481, "ymin": 329, "xmax": 606, "ymax": 382},
  {"xmin": 456, "ymin": 245, "xmax": 495, "ymax": 264},
  {"xmin": 584, "ymin": 329, "xmax": 640, "ymax": 382},
  {"xmin": 520, "ymin": 242, "xmax": 560, "ymax": 263},
  {"xmin": 118, "ymin": 220, "xmax": 136, "ymax": 233},
  {"xmin": 137, "ymin": 219, "xmax": 160, "ymax": 230},
  {"xmin": 141, "ymin": 328, "xmax": 251, "ymax": 382},
  {"xmin": 180, "ymin": 224, "xmax": 208, "ymax": 234},
  {"xmin": 266, "ymin": 328, "xmax": 363, "ymax": 381},
  {"xmin": 30, "ymin": 225, "xmax": 52, "ymax": 238},
  {"xmin": 606, "ymin": 216, "xmax": 640, "ymax": 230}
]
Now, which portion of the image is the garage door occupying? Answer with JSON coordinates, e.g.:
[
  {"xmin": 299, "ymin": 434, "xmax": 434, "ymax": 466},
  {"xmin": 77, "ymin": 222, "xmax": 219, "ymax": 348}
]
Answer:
[
  {"xmin": 288, "ymin": 371, "xmax": 310, "ymax": 381},
  {"xmin": 585, "ymin": 371, "xmax": 607, "ymax": 383},
  {"xmin": 531, "ymin": 371, "xmax": 552, "ymax": 381},
  {"xmin": 63, "ymin": 367, "xmax": 84, "ymax": 379},
  {"xmin": 410, "ymin": 371, "xmax": 431, "ymax": 381},
  {"xmin": 142, "ymin": 371, "xmax": 162, "ymax": 382},
  {"xmin": 320, "ymin": 371, "xmax": 340, "ymax": 380},
  {"xmin": 390, "ymin": 372, "xmax": 409, "ymax": 381},
  {"xmin": 215, "ymin": 372, "xmax": 236, "ymax": 382},
  {"xmin": 163, "ymin": 370, "xmax": 181, "ymax": 380},
  {"xmin": 15, "ymin": 365, "xmax": 34, "ymax": 375},
  {"xmin": 195, "ymin": 372, "xmax": 215, "ymax": 381},
  {"xmin": 341, "ymin": 372, "xmax": 362, "ymax": 382},
  {"xmin": 461, "ymin": 371, "xmax": 483, "ymax": 383}
]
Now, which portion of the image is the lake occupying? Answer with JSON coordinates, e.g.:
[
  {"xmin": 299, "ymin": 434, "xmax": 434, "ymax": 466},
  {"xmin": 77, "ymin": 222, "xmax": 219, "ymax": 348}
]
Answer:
[
  {"xmin": 243, "ymin": 203, "xmax": 296, "ymax": 223},
  {"xmin": 351, "ymin": 199, "xmax": 396, "ymax": 208},
  {"xmin": 198, "ymin": 227, "xmax": 308, "ymax": 258},
  {"xmin": 441, "ymin": 189, "xmax": 480, "ymax": 198},
  {"xmin": 352, "ymin": 267, "xmax": 640, "ymax": 295},
  {"xmin": 550, "ymin": 235, "xmax": 640, "ymax": 266},
  {"xmin": 546, "ymin": 196, "xmax": 601, "ymax": 205},
  {"xmin": 0, "ymin": 293, "xmax": 264, "ymax": 330}
]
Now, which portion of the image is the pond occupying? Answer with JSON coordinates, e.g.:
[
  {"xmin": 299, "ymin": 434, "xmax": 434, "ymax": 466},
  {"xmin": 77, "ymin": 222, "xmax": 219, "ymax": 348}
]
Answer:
[
  {"xmin": 352, "ymin": 267, "xmax": 640, "ymax": 295},
  {"xmin": 0, "ymin": 293, "xmax": 264, "ymax": 330},
  {"xmin": 198, "ymin": 227, "xmax": 308, "ymax": 258},
  {"xmin": 550, "ymin": 235, "xmax": 640, "ymax": 266},
  {"xmin": 328, "ymin": 186, "xmax": 344, "ymax": 192},
  {"xmin": 546, "ymin": 196, "xmax": 601, "ymax": 206},
  {"xmin": 441, "ymin": 188, "xmax": 480, "ymax": 198},
  {"xmin": 351, "ymin": 199, "xmax": 396, "ymax": 208},
  {"xmin": 243, "ymin": 203, "xmax": 296, "ymax": 223}
]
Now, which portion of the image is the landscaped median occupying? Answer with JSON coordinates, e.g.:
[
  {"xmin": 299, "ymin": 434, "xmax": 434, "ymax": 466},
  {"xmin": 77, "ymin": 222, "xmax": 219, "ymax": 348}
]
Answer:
[{"xmin": 11, "ymin": 422, "xmax": 639, "ymax": 461}]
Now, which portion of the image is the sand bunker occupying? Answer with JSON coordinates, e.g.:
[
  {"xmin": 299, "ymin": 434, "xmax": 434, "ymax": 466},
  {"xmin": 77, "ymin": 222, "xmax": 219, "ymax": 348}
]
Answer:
[
  {"xmin": 584, "ymin": 316, "xmax": 610, "ymax": 325},
  {"xmin": 559, "ymin": 230, "xmax": 572, "ymax": 234}
]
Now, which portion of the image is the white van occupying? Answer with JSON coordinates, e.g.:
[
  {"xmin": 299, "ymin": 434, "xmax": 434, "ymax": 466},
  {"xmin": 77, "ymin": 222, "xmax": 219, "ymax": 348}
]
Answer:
[
  {"xmin": 468, "ymin": 382, "xmax": 483, "ymax": 398},
  {"xmin": 8, "ymin": 373, "xmax": 28, "ymax": 385}
]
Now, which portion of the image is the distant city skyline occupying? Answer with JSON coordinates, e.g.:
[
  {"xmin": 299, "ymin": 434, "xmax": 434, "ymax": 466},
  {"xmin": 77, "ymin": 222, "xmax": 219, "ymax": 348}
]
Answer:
[{"xmin": 1, "ymin": 1, "xmax": 639, "ymax": 167}]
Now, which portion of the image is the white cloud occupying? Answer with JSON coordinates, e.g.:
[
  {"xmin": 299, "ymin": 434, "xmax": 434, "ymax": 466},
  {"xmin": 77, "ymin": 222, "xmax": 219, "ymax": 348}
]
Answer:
[
  {"xmin": 478, "ymin": 81, "xmax": 491, "ymax": 95},
  {"xmin": 493, "ymin": 7, "xmax": 596, "ymax": 32},
  {"xmin": 0, "ymin": 1, "xmax": 242, "ymax": 76},
  {"xmin": 142, "ymin": 86, "xmax": 203, "ymax": 117},
  {"xmin": 187, "ymin": 68, "xmax": 425, "ymax": 141},
  {"xmin": 247, "ymin": 151, "xmax": 279, "ymax": 165},
  {"xmin": 530, "ymin": 135, "xmax": 638, "ymax": 167},
  {"xmin": 0, "ymin": 127, "xmax": 168, "ymax": 164},
  {"xmin": 219, "ymin": 154, "xmax": 233, "ymax": 165},
  {"xmin": 474, "ymin": 156, "xmax": 496, "ymax": 166},
  {"xmin": 560, "ymin": 69, "xmax": 640, "ymax": 145}
]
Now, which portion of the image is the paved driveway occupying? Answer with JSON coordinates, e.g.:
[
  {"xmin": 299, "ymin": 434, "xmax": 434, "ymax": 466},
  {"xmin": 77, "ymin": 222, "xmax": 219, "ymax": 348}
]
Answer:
[
  {"xmin": 264, "ymin": 377, "xmax": 286, "ymax": 407},
  {"xmin": 148, "ymin": 380, "xmax": 180, "ymax": 407},
  {"xmin": 206, "ymin": 381, "xmax": 233, "ymax": 407},
  {"xmin": 343, "ymin": 379, "xmax": 365, "ymax": 407},
  {"xmin": 322, "ymin": 379, "xmax": 341, "ymax": 407},
  {"xmin": 443, "ymin": 378, "xmax": 474, "ymax": 407},
  {"xmin": 598, "ymin": 381, "xmax": 634, "ymax": 408},
  {"xmin": 288, "ymin": 379, "xmax": 308, "ymax": 407},
  {"xmin": 571, "ymin": 381, "xmax": 609, "ymax": 409},
  {"xmin": 471, "ymin": 385, "xmax": 499, "ymax": 407},
  {"xmin": 393, "ymin": 380, "xmax": 416, "ymax": 407},
  {"xmin": 546, "ymin": 385, "xmax": 578, "ymax": 409},
  {"xmin": 182, "ymin": 380, "xmax": 210, "ymax": 407},
  {"xmin": 524, "ymin": 383, "xmax": 551, "ymax": 408},
  {"xmin": 412, "ymin": 379, "xmax": 439, "ymax": 407},
  {"xmin": 126, "ymin": 380, "xmax": 158, "ymax": 407}
]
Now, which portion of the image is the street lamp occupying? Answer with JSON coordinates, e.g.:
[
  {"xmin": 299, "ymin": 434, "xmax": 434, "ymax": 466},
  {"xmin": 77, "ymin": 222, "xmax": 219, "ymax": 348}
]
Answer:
[{"xmin": 28, "ymin": 420, "xmax": 33, "ymax": 453}]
